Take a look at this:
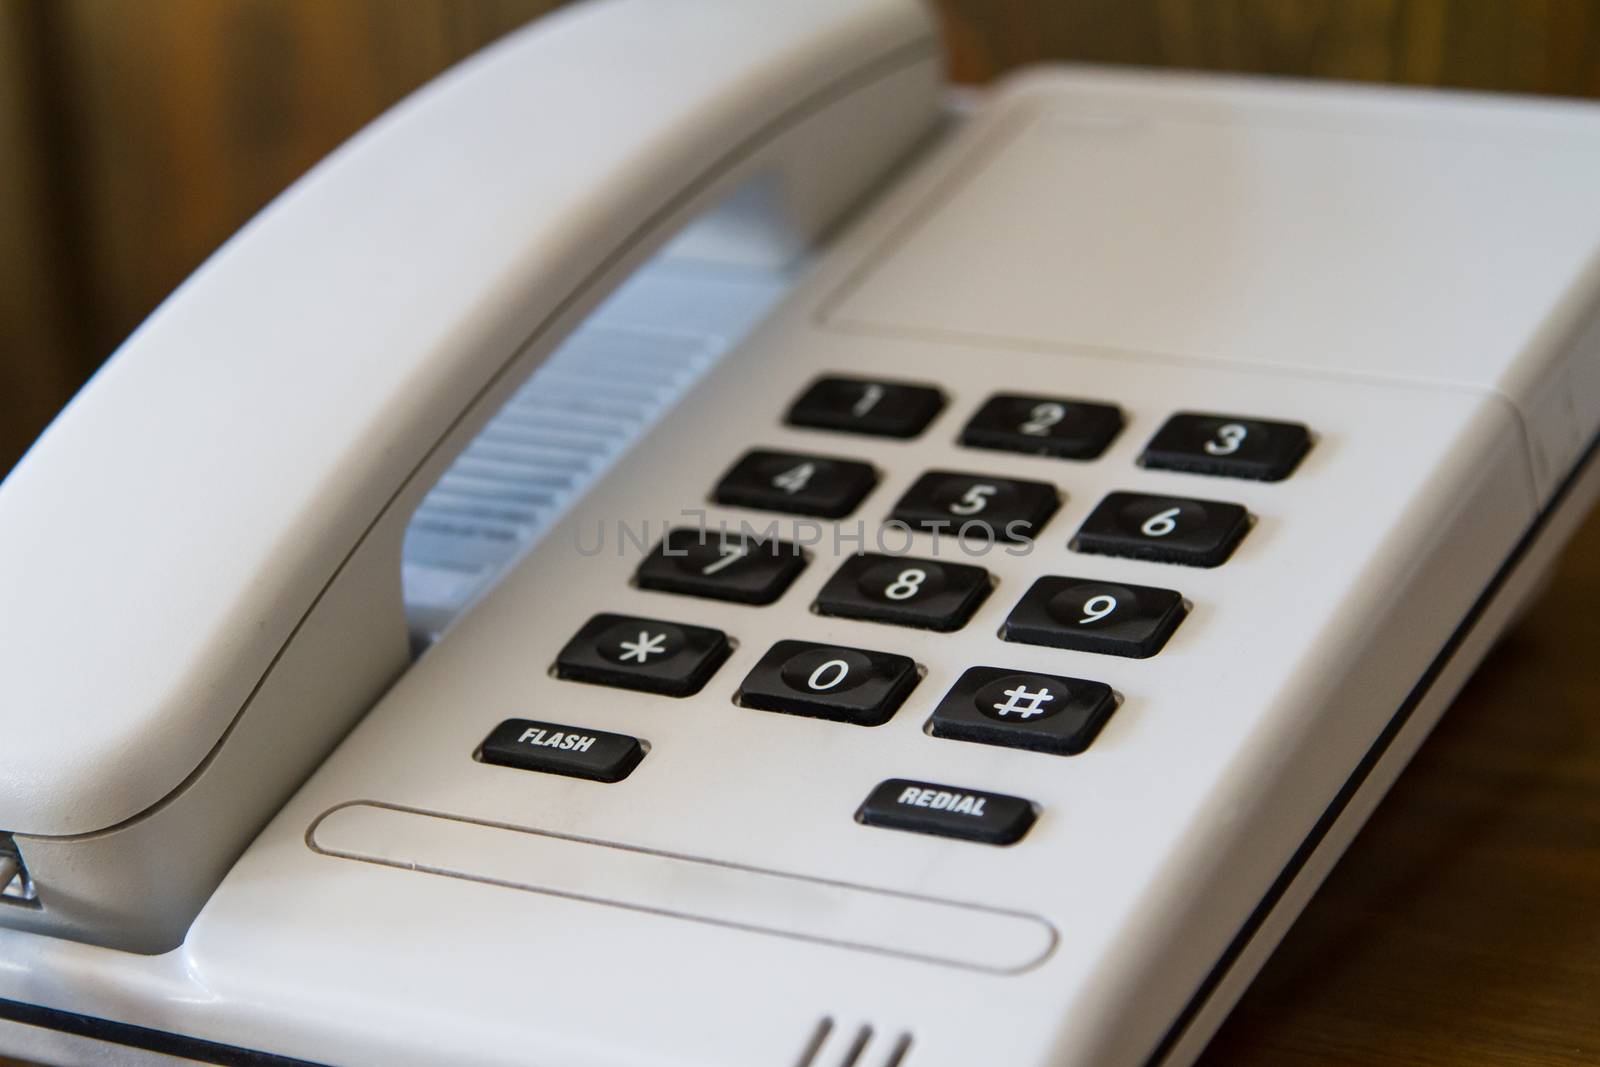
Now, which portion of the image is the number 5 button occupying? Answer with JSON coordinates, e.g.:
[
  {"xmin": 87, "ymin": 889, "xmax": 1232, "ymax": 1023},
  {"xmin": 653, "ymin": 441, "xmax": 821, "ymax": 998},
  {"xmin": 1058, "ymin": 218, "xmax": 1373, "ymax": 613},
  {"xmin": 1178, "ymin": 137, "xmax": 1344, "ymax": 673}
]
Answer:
[
  {"xmin": 738, "ymin": 640, "xmax": 919, "ymax": 726},
  {"xmin": 1072, "ymin": 491, "xmax": 1250, "ymax": 567},
  {"xmin": 1002, "ymin": 577, "xmax": 1186, "ymax": 658}
]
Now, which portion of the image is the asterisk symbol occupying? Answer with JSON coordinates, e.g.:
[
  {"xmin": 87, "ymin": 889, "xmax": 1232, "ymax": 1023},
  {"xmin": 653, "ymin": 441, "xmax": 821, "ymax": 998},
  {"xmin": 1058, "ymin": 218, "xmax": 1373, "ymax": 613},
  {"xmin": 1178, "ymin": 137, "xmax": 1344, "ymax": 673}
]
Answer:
[{"xmin": 618, "ymin": 630, "xmax": 668, "ymax": 663}]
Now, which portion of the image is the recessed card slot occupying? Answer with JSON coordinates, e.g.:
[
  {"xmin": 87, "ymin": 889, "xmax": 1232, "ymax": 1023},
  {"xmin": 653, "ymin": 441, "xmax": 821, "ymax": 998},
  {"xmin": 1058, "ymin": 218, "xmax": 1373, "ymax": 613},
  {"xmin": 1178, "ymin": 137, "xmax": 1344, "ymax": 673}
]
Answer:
[{"xmin": 308, "ymin": 801, "xmax": 1057, "ymax": 974}]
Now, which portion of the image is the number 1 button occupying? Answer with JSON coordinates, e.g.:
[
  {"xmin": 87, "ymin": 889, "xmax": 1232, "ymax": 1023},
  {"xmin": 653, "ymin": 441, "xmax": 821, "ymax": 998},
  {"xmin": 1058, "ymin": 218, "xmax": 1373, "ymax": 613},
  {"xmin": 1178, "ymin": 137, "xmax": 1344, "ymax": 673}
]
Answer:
[
  {"xmin": 786, "ymin": 375, "xmax": 945, "ymax": 439},
  {"xmin": 1072, "ymin": 492, "xmax": 1250, "ymax": 567},
  {"xmin": 738, "ymin": 640, "xmax": 919, "ymax": 726}
]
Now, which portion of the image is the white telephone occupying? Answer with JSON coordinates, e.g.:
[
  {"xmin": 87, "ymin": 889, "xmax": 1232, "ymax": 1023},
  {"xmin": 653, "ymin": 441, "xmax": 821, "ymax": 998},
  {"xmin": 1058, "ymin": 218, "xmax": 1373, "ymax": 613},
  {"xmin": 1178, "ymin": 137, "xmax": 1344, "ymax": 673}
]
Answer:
[{"xmin": 4, "ymin": 1, "xmax": 1600, "ymax": 1064}]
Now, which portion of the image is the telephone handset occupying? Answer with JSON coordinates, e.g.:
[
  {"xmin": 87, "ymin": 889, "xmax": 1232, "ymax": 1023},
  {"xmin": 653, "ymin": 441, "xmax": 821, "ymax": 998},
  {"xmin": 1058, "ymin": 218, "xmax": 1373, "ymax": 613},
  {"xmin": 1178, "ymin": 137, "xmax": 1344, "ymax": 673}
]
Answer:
[
  {"xmin": 8, "ymin": 2, "xmax": 1600, "ymax": 1066},
  {"xmin": 0, "ymin": 0, "xmax": 941, "ymax": 951}
]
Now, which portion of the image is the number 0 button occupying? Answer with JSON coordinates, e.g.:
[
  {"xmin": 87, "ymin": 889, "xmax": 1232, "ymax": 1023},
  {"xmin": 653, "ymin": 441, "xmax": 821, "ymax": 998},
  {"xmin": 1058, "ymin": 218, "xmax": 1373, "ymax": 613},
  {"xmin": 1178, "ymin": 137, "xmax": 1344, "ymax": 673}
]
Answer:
[
  {"xmin": 1072, "ymin": 492, "xmax": 1249, "ymax": 567},
  {"xmin": 738, "ymin": 640, "xmax": 919, "ymax": 726},
  {"xmin": 1002, "ymin": 577, "xmax": 1186, "ymax": 658},
  {"xmin": 814, "ymin": 553, "xmax": 991, "ymax": 631},
  {"xmin": 1140, "ymin": 412, "xmax": 1311, "ymax": 481}
]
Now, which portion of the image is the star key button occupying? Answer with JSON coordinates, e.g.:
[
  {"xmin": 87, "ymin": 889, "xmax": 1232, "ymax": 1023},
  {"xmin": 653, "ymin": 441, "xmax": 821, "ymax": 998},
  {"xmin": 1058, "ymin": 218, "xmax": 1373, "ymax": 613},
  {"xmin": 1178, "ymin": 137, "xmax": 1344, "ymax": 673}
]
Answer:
[
  {"xmin": 554, "ymin": 613, "xmax": 731, "ymax": 697},
  {"xmin": 928, "ymin": 666, "xmax": 1118, "ymax": 756}
]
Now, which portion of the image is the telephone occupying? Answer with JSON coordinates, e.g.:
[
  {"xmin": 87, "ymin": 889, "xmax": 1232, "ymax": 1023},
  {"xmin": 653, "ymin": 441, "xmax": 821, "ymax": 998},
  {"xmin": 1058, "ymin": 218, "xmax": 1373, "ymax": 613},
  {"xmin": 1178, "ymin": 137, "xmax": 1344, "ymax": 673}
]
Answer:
[{"xmin": 4, "ymin": 0, "xmax": 1600, "ymax": 1064}]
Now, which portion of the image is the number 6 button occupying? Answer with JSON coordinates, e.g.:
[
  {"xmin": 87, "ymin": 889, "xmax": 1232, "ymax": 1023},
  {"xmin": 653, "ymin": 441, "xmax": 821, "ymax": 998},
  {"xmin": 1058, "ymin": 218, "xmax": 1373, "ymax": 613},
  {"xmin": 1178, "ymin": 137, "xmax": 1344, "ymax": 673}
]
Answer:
[
  {"xmin": 1072, "ymin": 491, "xmax": 1250, "ymax": 567},
  {"xmin": 1002, "ymin": 577, "xmax": 1186, "ymax": 658},
  {"xmin": 738, "ymin": 640, "xmax": 919, "ymax": 726}
]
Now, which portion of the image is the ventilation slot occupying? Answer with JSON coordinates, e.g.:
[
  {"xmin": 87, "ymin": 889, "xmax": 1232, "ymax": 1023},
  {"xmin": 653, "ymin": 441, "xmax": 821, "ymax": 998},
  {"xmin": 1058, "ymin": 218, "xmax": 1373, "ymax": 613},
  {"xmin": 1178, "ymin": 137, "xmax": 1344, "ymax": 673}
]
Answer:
[{"xmin": 795, "ymin": 1017, "xmax": 913, "ymax": 1067}]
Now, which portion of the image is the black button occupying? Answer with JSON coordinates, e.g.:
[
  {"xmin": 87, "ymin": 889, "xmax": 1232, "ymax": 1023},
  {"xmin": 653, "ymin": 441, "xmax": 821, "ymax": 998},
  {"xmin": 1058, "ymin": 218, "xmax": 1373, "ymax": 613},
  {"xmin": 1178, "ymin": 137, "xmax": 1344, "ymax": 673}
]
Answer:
[
  {"xmin": 1002, "ymin": 576, "xmax": 1186, "ymax": 659},
  {"xmin": 814, "ymin": 553, "xmax": 991, "ymax": 632},
  {"xmin": 786, "ymin": 376, "xmax": 946, "ymax": 438},
  {"xmin": 554, "ymin": 613, "xmax": 730, "ymax": 697},
  {"xmin": 479, "ymin": 718, "xmax": 645, "ymax": 783},
  {"xmin": 928, "ymin": 666, "xmax": 1118, "ymax": 756},
  {"xmin": 856, "ymin": 778, "xmax": 1036, "ymax": 846},
  {"xmin": 1071, "ymin": 492, "xmax": 1249, "ymax": 567},
  {"xmin": 1140, "ymin": 412, "xmax": 1311, "ymax": 481},
  {"xmin": 960, "ymin": 394, "xmax": 1123, "ymax": 460},
  {"xmin": 635, "ymin": 527, "xmax": 806, "ymax": 605},
  {"xmin": 738, "ymin": 640, "xmax": 918, "ymax": 726},
  {"xmin": 888, "ymin": 471, "xmax": 1058, "ymax": 543},
  {"xmin": 713, "ymin": 449, "xmax": 877, "ymax": 518}
]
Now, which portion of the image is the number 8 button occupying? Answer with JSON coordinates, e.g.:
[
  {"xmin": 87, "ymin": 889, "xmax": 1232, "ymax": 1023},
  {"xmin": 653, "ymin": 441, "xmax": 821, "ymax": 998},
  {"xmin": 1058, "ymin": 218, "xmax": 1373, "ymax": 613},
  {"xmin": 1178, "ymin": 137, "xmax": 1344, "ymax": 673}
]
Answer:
[
  {"xmin": 1073, "ymin": 491, "xmax": 1251, "ymax": 567},
  {"xmin": 814, "ymin": 553, "xmax": 992, "ymax": 631}
]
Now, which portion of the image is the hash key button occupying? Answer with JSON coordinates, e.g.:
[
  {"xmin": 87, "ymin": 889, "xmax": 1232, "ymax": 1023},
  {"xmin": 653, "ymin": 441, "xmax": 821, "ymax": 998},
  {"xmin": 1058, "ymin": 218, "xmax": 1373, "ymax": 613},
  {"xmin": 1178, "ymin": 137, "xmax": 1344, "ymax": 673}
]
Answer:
[
  {"xmin": 479, "ymin": 718, "xmax": 645, "ymax": 783},
  {"xmin": 1072, "ymin": 491, "xmax": 1250, "ymax": 568},
  {"xmin": 786, "ymin": 375, "xmax": 945, "ymax": 439},
  {"xmin": 929, "ymin": 666, "xmax": 1118, "ymax": 756},
  {"xmin": 1140, "ymin": 412, "xmax": 1311, "ymax": 481},
  {"xmin": 555, "ymin": 613, "xmax": 730, "ymax": 697},
  {"xmin": 857, "ymin": 778, "xmax": 1036, "ymax": 846},
  {"xmin": 713, "ymin": 449, "xmax": 877, "ymax": 518}
]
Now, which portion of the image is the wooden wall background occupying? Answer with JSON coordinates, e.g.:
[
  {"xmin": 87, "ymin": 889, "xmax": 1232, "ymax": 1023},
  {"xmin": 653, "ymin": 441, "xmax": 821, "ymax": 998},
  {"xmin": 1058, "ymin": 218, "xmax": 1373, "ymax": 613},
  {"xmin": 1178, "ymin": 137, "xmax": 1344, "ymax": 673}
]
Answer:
[
  {"xmin": 1, "ymin": 4, "xmax": 1598, "ymax": 1065},
  {"xmin": 3, "ymin": 1, "xmax": 1600, "ymax": 474}
]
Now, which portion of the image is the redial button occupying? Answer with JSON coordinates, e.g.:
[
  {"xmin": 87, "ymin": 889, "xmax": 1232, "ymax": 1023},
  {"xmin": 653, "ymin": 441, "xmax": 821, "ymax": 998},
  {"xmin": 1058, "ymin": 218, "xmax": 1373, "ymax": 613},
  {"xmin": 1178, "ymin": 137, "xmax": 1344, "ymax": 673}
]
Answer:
[{"xmin": 856, "ymin": 778, "xmax": 1036, "ymax": 845}]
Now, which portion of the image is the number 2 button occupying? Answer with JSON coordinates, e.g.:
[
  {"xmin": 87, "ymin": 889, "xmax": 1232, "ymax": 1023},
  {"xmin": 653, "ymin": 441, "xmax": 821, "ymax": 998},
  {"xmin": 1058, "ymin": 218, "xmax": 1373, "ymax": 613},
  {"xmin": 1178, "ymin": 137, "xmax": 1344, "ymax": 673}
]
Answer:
[
  {"xmin": 815, "ymin": 554, "xmax": 991, "ymax": 631},
  {"xmin": 1072, "ymin": 492, "xmax": 1250, "ymax": 567}
]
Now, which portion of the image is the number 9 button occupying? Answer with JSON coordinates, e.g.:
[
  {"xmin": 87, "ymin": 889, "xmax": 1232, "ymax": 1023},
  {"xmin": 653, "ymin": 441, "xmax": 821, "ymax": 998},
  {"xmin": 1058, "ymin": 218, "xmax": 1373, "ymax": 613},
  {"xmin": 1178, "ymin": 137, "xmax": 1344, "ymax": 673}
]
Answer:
[
  {"xmin": 814, "ymin": 553, "xmax": 992, "ymax": 631},
  {"xmin": 1002, "ymin": 576, "xmax": 1186, "ymax": 658},
  {"xmin": 1073, "ymin": 491, "xmax": 1250, "ymax": 567}
]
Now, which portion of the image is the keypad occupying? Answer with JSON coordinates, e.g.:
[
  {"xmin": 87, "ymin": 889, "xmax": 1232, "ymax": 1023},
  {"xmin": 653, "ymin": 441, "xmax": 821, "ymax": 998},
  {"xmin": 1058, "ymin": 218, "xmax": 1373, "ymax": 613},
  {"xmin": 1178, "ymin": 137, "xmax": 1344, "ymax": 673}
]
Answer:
[
  {"xmin": 529, "ymin": 378, "xmax": 1316, "ymax": 848},
  {"xmin": 786, "ymin": 376, "xmax": 945, "ymax": 438},
  {"xmin": 713, "ymin": 449, "xmax": 877, "ymax": 518},
  {"xmin": 1002, "ymin": 577, "xmax": 1186, "ymax": 658},
  {"xmin": 814, "ymin": 554, "xmax": 991, "ymax": 632},
  {"xmin": 738, "ymin": 640, "xmax": 919, "ymax": 726},
  {"xmin": 1140, "ymin": 412, "xmax": 1311, "ymax": 481},
  {"xmin": 1072, "ymin": 491, "xmax": 1250, "ymax": 567},
  {"xmin": 554, "ymin": 614, "xmax": 730, "ymax": 697},
  {"xmin": 960, "ymin": 393, "xmax": 1123, "ymax": 460},
  {"xmin": 928, "ymin": 666, "xmax": 1118, "ymax": 756},
  {"xmin": 856, "ymin": 778, "xmax": 1036, "ymax": 845},
  {"xmin": 635, "ymin": 527, "xmax": 806, "ymax": 605},
  {"xmin": 479, "ymin": 718, "xmax": 645, "ymax": 783},
  {"xmin": 888, "ymin": 471, "xmax": 1059, "ymax": 544}
]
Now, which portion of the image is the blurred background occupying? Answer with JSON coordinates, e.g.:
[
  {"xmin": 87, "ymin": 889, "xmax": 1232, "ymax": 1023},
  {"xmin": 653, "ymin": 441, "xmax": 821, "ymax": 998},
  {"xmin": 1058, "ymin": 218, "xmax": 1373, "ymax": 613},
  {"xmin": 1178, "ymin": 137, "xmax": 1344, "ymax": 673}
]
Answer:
[
  {"xmin": 4, "ymin": 1, "xmax": 1600, "ymax": 474},
  {"xmin": 1, "ymin": 3, "xmax": 1598, "ymax": 1066}
]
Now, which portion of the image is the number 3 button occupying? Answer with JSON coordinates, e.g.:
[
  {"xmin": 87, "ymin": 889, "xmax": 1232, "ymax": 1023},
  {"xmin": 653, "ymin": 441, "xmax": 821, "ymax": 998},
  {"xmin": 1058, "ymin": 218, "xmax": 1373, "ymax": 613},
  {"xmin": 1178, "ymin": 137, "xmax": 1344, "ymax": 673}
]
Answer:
[
  {"xmin": 1072, "ymin": 491, "xmax": 1250, "ymax": 567},
  {"xmin": 1002, "ymin": 577, "xmax": 1186, "ymax": 658},
  {"xmin": 814, "ymin": 553, "xmax": 991, "ymax": 632},
  {"xmin": 738, "ymin": 640, "xmax": 919, "ymax": 726}
]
